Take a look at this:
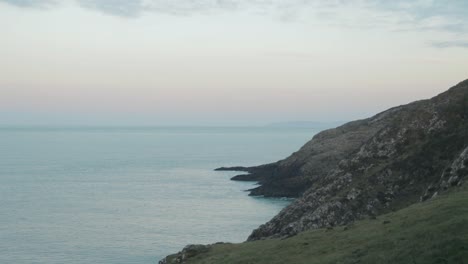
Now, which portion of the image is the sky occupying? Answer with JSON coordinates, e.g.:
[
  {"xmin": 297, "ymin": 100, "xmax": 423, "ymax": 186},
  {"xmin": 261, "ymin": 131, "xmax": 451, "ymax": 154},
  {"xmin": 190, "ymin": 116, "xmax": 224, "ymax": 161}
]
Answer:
[{"xmin": 1, "ymin": 0, "xmax": 467, "ymax": 126}]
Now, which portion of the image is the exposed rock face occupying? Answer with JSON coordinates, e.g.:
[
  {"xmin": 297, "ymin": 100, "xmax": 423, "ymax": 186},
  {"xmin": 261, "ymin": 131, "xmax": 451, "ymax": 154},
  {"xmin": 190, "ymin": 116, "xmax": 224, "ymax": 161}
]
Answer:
[
  {"xmin": 222, "ymin": 80, "xmax": 468, "ymax": 240},
  {"xmin": 159, "ymin": 244, "xmax": 211, "ymax": 264},
  {"xmin": 422, "ymin": 145, "xmax": 468, "ymax": 200},
  {"xmin": 219, "ymin": 119, "xmax": 387, "ymax": 197}
]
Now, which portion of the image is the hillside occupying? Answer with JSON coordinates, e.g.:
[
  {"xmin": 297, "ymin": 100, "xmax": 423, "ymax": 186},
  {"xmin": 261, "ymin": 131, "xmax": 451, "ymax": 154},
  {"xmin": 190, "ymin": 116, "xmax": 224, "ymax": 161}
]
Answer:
[
  {"xmin": 219, "ymin": 79, "xmax": 468, "ymax": 240},
  {"xmin": 162, "ymin": 184, "xmax": 468, "ymax": 264},
  {"xmin": 161, "ymin": 79, "xmax": 468, "ymax": 263}
]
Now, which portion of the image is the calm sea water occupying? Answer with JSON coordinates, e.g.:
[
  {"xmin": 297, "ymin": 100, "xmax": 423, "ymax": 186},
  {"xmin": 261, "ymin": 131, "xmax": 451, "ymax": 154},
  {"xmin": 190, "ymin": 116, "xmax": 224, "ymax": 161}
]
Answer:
[{"xmin": 0, "ymin": 126, "xmax": 318, "ymax": 263}]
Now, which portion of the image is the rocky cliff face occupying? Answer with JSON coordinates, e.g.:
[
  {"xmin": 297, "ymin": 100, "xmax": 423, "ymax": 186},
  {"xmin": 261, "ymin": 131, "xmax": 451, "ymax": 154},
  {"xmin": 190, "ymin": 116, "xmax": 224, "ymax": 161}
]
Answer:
[{"xmin": 221, "ymin": 80, "xmax": 468, "ymax": 240}]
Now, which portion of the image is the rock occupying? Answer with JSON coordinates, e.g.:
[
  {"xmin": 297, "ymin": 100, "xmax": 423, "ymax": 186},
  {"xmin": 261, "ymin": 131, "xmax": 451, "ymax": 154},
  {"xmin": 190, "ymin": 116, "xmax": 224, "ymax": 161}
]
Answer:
[
  {"xmin": 421, "ymin": 145, "xmax": 468, "ymax": 200},
  {"xmin": 448, "ymin": 175, "xmax": 460, "ymax": 186},
  {"xmin": 160, "ymin": 244, "xmax": 210, "ymax": 264},
  {"xmin": 181, "ymin": 244, "xmax": 209, "ymax": 258},
  {"xmin": 214, "ymin": 166, "xmax": 250, "ymax": 171},
  {"xmin": 230, "ymin": 174, "xmax": 262, "ymax": 181},
  {"xmin": 239, "ymin": 80, "xmax": 468, "ymax": 240},
  {"xmin": 346, "ymin": 188, "xmax": 361, "ymax": 201},
  {"xmin": 163, "ymin": 80, "xmax": 468, "ymax": 260}
]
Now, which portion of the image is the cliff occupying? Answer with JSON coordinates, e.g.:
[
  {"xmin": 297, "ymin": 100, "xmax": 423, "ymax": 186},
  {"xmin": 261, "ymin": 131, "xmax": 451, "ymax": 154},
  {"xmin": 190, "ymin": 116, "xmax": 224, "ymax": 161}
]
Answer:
[
  {"xmin": 161, "ymin": 79, "xmax": 468, "ymax": 262},
  {"xmin": 219, "ymin": 79, "xmax": 468, "ymax": 240}
]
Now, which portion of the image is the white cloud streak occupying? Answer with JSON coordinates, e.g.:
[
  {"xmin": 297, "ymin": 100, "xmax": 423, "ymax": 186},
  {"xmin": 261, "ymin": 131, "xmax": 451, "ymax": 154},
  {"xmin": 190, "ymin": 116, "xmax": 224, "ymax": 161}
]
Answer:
[{"xmin": 1, "ymin": 0, "xmax": 467, "ymax": 42}]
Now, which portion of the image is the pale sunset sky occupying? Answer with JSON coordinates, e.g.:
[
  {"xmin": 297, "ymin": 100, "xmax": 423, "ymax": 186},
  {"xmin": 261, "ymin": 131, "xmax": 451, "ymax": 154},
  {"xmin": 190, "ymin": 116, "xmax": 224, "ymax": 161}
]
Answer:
[{"xmin": 1, "ymin": 0, "xmax": 467, "ymax": 125}]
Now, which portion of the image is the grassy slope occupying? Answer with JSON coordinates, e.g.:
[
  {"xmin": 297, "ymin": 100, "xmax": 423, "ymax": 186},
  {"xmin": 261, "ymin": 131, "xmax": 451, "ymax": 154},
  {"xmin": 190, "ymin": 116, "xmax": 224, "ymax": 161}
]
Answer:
[{"xmin": 179, "ymin": 186, "xmax": 468, "ymax": 264}]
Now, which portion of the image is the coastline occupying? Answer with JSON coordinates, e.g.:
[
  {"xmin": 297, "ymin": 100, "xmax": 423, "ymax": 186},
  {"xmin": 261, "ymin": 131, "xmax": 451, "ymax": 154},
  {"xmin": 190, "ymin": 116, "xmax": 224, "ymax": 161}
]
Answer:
[{"xmin": 159, "ymin": 79, "xmax": 468, "ymax": 263}]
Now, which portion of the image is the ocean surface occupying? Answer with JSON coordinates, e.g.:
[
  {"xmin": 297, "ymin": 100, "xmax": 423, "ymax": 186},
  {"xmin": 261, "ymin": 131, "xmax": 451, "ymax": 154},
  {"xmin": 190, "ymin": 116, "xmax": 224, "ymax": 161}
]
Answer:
[{"xmin": 0, "ymin": 126, "xmax": 319, "ymax": 263}]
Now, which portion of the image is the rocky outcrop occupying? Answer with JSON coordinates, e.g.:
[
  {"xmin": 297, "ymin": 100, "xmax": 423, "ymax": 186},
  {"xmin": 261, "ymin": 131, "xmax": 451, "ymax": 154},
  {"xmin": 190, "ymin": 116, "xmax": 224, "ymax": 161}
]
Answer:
[
  {"xmin": 159, "ymin": 244, "xmax": 212, "ymax": 264},
  {"xmin": 161, "ymin": 79, "xmax": 468, "ymax": 262},
  {"xmin": 219, "ymin": 119, "xmax": 388, "ymax": 197},
  {"xmin": 220, "ymin": 79, "xmax": 468, "ymax": 240},
  {"xmin": 422, "ymin": 145, "xmax": 468, "ymax": 201}
]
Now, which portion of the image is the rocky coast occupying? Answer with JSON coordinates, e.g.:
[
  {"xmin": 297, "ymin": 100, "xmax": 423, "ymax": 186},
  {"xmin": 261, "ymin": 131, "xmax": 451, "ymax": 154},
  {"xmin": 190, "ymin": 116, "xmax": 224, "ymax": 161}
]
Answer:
[{"xmin": 161, "ymin": 79, "xmax": 468, "ymax": 263}]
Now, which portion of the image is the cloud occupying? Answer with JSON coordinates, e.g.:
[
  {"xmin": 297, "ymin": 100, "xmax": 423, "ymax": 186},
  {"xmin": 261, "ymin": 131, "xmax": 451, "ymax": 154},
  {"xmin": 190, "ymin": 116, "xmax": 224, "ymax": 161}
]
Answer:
[
  {"xmin": 2, "ymin": 0, "xmax": 468, "ymax": 36},
  {"xmin": 0, "ymin": 0, "xmax": 56, "ymax": 8},
  {"xmin": 386, "ymin": 0, "xmax": 468, "ymax": 32},
  {"xmin": 431, "ymin": 40, "xmax": 468, "ymax": 48},
  {"xmin": 76, "ymin": 0, "xmax": 243, "ymax": 17},
  {"xmin": 77, "ymin": 0, "xmax": 143, "ymax": 17}
]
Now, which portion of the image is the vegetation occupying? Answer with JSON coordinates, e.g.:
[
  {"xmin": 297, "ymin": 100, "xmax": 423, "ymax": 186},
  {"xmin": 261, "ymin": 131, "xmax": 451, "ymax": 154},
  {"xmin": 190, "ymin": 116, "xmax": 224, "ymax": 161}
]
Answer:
[{"xmin": 169, "ymin": 185, "xmax": 468, "ymax": 264}]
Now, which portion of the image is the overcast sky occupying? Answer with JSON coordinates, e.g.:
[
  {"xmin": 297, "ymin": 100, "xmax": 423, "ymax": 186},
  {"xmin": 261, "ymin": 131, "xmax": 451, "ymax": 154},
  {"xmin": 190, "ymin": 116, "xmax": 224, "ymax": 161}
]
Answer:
[{"xmin": 1, "ymin": 0, "xmax": 467, "ymax": 126}]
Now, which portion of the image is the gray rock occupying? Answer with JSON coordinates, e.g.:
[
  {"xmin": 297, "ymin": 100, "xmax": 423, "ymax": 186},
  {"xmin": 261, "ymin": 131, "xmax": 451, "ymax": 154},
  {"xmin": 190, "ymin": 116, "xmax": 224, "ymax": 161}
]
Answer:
[
  {"xmin": 245, "ymin": 79, "xmax": 468, "ymax": 240},
  {"xmin": 160, "ymin": 244, "xmax": 210, "ymax": 264},
  {"xmin": 161, "ymin": 79, "xmax": 468, "ymax": 261}
]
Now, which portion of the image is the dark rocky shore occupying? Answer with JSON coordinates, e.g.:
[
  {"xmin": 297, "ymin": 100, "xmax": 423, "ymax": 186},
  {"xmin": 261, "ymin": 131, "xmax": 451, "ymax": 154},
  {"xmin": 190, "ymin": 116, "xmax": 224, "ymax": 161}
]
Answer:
[{"xmin": 161, "ymin": 79, "xmax": 468, "ymax": 262}]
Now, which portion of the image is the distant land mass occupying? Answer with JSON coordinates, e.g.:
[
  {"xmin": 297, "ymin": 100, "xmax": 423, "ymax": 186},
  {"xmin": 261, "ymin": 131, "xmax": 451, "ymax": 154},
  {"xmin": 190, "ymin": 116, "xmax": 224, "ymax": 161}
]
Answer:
[
  {"xmin": 161, "ymin": 79, "xmax": 468, "ymax": 264},
  {"xmin": 265, "ymin": 121, "xmax": 346, "ymax": 128}
]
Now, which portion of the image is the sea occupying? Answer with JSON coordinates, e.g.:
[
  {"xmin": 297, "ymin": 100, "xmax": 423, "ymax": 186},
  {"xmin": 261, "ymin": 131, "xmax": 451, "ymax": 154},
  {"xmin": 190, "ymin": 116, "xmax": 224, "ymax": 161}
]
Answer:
[{"xmin": 0, "ymin": 126, "xmax": 319, "ymax": 263}]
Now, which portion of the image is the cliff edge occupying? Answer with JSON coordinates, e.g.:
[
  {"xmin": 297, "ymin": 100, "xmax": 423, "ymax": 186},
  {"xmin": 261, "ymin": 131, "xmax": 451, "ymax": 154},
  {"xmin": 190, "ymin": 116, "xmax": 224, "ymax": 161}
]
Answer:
[
  {"xmin": 220, "ymin": 79, "xmax": 468, "ymax": 240},
  {"xmin": 161, "ymin": 80, "xmax": 468, "ymax": 263}
]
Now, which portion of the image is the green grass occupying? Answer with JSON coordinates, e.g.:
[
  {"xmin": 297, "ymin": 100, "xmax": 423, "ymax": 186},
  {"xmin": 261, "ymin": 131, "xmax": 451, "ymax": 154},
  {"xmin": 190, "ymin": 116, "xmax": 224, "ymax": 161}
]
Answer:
[{"xmin": 174, "ymin": 186, "xmax": 468, "ymax": 264}]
